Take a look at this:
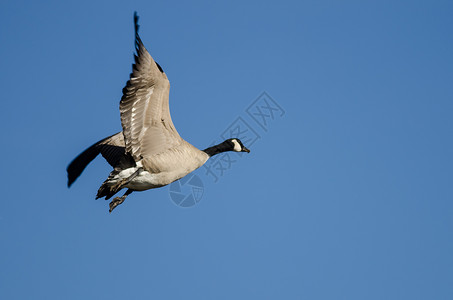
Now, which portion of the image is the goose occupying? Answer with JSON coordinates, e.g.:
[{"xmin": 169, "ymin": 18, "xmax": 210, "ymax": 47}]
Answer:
[{"xmin": 67, "ymin": 12, "xmax": 250, "ymax": 212}]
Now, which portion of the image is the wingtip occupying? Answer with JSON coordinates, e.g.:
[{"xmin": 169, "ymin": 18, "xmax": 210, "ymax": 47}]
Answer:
[
  {"xmin": 134, "ymin": 11, "xmax": 139, "ymax": 34},
  {"xmin": 67, "ymin": 173, "xmax": 75, "ymax": 188}
]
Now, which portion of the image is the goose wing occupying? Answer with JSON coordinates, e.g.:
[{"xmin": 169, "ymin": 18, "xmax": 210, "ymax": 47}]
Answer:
[
  {"xmin": 120, "ymin": 13, "xmax": 182, "ymax": 161},
  {"xmin": 67, "ymin": 132, "xmax": 125, "ymax": 187}
]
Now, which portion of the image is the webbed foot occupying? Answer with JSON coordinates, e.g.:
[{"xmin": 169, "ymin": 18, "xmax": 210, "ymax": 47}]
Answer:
[
  {"xmin": 109, "ymin": 196, "xmax": 126, "ymax": 213},
  {"xmin": 108, "ymin": 189, "xmax": 133, "ymax": 213}
]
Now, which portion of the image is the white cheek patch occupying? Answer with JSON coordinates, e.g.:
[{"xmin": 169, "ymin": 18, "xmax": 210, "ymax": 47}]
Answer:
[{"xmin": 232, "ymin": 139, "xmax": 242, "ymax": 152}]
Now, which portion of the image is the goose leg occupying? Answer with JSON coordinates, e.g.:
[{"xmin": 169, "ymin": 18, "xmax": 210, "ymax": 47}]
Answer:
[{"xmin": 109, "ymin": 189, "xmax": 133, "ymax": 213}]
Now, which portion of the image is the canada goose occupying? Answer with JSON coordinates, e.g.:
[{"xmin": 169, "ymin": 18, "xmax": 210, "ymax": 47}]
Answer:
[{"xmin": 67, "ymin": 12, "xmax": 250, "ymax": 212}]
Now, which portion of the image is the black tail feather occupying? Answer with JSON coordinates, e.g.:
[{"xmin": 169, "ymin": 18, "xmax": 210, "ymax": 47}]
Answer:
[{"xmin": 96, "ymin": 180, "xmax": 121, "ymax": 200}]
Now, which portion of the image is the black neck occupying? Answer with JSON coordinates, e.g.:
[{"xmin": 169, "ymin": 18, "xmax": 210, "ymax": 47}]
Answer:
[{"xmin": 203, "ymin": 141, "xmax": 232, "ymax": 157}]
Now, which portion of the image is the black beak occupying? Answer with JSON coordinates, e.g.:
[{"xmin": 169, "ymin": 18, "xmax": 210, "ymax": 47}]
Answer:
[{"xmin": 242, "ymin": 147, "xmax": 250, "ymax": 153}]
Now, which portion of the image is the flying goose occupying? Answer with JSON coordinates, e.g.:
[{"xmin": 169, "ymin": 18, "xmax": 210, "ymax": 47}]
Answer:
[{"xmin": 67, "ymin": 12, "xmax": 250, "ymax": 212}]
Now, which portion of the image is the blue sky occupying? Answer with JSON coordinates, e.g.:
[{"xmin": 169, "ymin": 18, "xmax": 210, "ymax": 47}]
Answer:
[{"xmin": 1, "ymin": 0, "xmax": 452, "ymax": 299}]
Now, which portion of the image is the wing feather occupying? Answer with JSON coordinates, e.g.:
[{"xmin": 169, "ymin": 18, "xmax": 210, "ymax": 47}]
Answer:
[
  {"xmin": 67, "ymin": 132, "xmax": 125, "ymax": 187},
  {"xmin": 120, "ymin": 12, "xmax": 181, "ymax": 161}
]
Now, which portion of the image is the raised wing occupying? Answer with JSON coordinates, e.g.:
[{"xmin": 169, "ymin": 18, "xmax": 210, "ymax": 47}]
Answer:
[{"xmin": 120, "ymin": 12, "xmax": 181, "ymax": 161}]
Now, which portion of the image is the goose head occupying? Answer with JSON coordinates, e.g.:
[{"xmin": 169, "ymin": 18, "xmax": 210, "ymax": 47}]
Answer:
[
  {"xmin": 203, "ymin": 138, "xmax": 250, "ymax": 157},
  {"xmin": 227, "ymin": 138, "xmax": 250, "ymax": 153}
]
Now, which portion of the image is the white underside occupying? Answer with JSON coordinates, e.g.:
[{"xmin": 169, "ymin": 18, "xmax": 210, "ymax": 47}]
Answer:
[
  {"xmin": 107, "ymin": 156, "xmax": 207, "ymax": 191},
  {"xmin": 119, "ymin": 167, "xmax": 161, "ymax": 190},
  {"xmin": 130, "ymin": 172, "xmax": 163, "ymax": 190}
]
